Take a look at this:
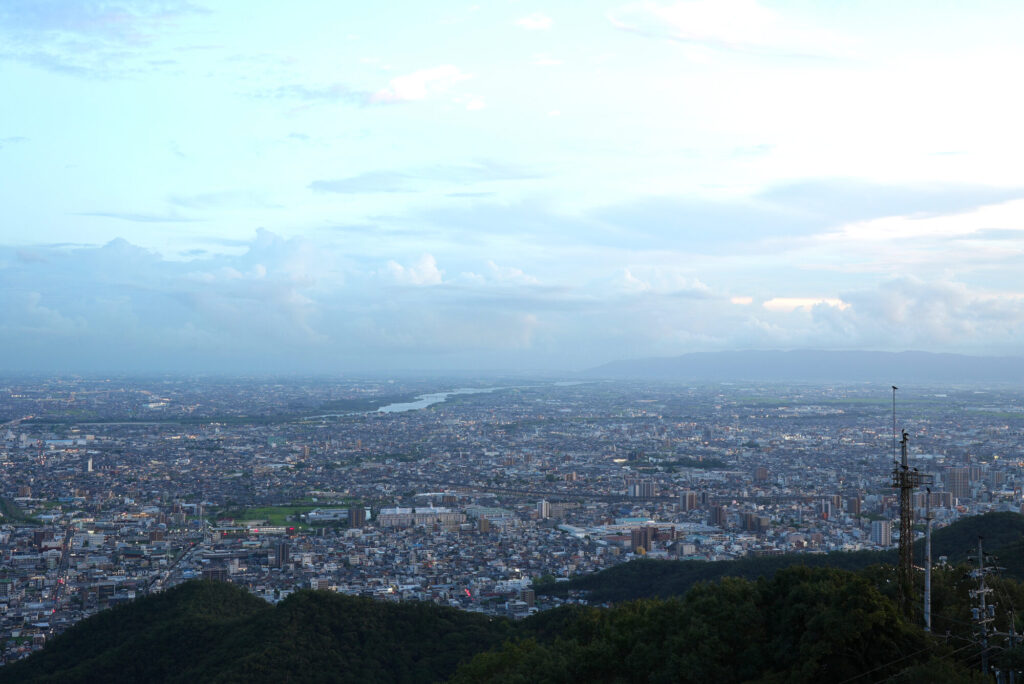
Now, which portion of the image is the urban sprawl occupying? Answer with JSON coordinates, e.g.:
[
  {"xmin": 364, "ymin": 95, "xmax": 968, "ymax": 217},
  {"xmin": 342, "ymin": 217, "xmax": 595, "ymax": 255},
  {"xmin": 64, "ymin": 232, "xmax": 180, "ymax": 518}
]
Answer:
[{"xmin": 0, "ymin": 377, "xmax": 1022, "ymax": 663}]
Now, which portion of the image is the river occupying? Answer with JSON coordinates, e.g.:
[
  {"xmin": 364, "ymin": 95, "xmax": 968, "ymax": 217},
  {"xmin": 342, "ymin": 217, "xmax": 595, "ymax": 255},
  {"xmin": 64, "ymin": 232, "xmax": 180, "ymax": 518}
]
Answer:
[{"xmin": 377, "ymin": 387, "xmax": 501, "ymax": 413}]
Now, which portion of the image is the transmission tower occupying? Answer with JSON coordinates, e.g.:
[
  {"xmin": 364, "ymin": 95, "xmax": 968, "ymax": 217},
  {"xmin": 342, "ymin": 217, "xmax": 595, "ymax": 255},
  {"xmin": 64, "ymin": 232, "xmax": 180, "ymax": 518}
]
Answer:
[{"xmin": 892, "ymin": 429, "xmax": 931, "ymax": 616}]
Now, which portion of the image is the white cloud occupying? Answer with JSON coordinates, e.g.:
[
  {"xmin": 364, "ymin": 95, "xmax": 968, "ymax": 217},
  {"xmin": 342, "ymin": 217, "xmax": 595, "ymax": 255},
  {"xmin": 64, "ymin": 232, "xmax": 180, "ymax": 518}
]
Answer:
[
  {"xmin": 3, "ymin": 230, "xmax": 1023, "ymax": 373},
  {"xmin": 610, "ymin": 0, "xmax": 851, "ymax": 56},
  {"xmin": 386, "ymin": 254, "xmax": 444, "ymax": 285},
  {"xmin": 763, "ymin": 297, "xmax": 849, "ymax": 313},
  {"xmin": 826, "ymin": 198, "xmax": 1024, "ymax": 244},
  {"xmin": 459, "ymin": 271, "xmax": 487, "ymax": 284},
  {"xmin": 516, "ymin": 13, "xmax": 553, "ymax": 31},
  {"xmin": 487, "ymin": 260, "xmax": 539, "ymax": 285},
  {"xmin": 608, "ymin": 266, "xmax": 710, "ymax": 295},
  {"xmin": 2, "ymin": 290, "xmax": 82, "ymax": 334},
  {"xmin": 0, "ymin": 0, "xmax": 204, "ymax": 76},
  {"xmin": 370, "ymin": 65, "xmax": 470, "ymax": 104},
  {"xmin": 831, "ymin": 278, "xmax": 1024, "ymax": 353},
  {"xmin": 785, "ymin": 197, "xmax": 1024, "ymax": 277}
]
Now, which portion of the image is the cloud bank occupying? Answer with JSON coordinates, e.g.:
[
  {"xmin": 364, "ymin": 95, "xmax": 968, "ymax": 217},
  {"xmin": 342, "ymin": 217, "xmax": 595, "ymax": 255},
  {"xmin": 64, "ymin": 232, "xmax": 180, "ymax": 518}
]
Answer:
[{"xmin": 2, "ymin": 229, "xmax": 1022, "ymax": 374}]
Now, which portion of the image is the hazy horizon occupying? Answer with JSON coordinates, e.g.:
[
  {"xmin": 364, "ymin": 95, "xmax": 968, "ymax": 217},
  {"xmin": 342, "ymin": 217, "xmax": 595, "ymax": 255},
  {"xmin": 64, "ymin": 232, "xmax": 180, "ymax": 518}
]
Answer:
[
  {"xmin": 4, "ymin": 349, "xmax": 1024, "ymax": 381},
  {"xmin": 4, "ymin": 2, "xmax": 1024, "ymax": 373}
]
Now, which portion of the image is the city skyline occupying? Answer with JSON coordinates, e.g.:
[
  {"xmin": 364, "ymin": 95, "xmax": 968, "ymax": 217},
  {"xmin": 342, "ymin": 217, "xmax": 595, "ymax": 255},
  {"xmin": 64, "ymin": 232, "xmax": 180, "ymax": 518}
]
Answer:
[
  {"xmin": 0, "ymin": 374, "xmax": 1020, "ymax": 666},
  {"xmin": 3, "ymin": 1, "xmax": 1024, "ymax": 372}
]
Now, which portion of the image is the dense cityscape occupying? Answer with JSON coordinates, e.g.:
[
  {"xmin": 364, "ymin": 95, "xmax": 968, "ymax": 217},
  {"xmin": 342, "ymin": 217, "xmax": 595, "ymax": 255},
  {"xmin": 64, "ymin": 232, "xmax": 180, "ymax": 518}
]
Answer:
[{"xmin": 0, "ymin": 376, "xmax": 1021, "ymax": 664}]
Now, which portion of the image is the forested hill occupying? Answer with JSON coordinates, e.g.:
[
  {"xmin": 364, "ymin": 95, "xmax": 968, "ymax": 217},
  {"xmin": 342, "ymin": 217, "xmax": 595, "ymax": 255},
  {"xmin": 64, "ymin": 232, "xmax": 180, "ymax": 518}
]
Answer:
[
  {"xmin": 3, "ymin": 567, "xmax": 999, "ymax": 684},
  {"xmin": 453, "ymin": 566, "xmax": 989, "ymax": 684},
  {"xmin": 0, "ymin": 581, "xmax": 513, "ymax": 684},
  {"xmin": 537, "ymin": 511, "xmax": 1024, "ymax": 604},
  {"xmin": 926, "ymin": 511, "xmax": 1024, "ymax": 566}
]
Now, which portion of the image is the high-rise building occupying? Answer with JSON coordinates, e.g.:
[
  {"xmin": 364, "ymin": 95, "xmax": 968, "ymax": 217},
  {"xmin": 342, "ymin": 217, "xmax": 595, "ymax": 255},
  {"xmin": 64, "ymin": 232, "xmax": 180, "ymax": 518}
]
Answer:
[
  {"xmin": 708, "ymin": 505, "xmax": 727, "ymax": 528},
  {"xmin": 845, "ymin": 496, "xmax": 861, "ymax": 515},
  {"xmin": 945, "ymin": 467, "xmax": 970, "ymax": 500},
  {"xmin": 348, "ymin": 506, "xmax": 367, "ymax": 528},
  {"xmin": 537, "ymin": 500, "xmax": 550, "ymax": 519},
  {"xmin": 680, "ymin": 491, "xmax": 698, "ymax": 511},
  {"xmin": 870, "ymin": 520, "xmax": 892, "ymax": 547},
  {"xmin": 912, "ymin": 490, "xmax": 949, "ymax": 509},
  {"xmin": 742, "ymin": 512, "xmax": 758, "ymax": 531},
  {"xmin": 627, "ymin": 480, "xmax": 655, "ymax": 498},
  {"xmin": 736, "ymin": 512, "xmax": 769, "ymax": 533},
  {"xmin": 631, "ymin": 526, "xmax": 656, "ymax": 553},
  {"xmin": 202, "ymin": 566, "xmax": 228, "ymax": 582},
  {"xmin": 274, "ymin": 541, "xmax": 290, "ymax": 568}
]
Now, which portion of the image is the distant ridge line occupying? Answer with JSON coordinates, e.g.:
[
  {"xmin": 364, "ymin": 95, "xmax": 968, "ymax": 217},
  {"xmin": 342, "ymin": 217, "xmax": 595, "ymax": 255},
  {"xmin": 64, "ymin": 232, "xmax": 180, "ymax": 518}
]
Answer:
[{"xmin": 584, "ymin": 350, "xmax": 1024, "ymax": 383}]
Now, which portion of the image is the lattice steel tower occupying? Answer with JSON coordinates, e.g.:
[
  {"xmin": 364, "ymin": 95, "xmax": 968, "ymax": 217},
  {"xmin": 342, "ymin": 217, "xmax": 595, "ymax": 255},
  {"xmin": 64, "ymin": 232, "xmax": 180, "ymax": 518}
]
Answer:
[{"xmin": 891, "ymin": 429, "xmax": 932, "ymax": 616}]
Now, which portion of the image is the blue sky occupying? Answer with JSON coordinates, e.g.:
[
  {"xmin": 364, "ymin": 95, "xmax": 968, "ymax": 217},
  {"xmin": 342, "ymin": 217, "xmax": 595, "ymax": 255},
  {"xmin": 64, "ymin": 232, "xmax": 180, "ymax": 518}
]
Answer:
[{"xmin": 2, "ymin": 0, "xmax": 1024, "ymax": 373}]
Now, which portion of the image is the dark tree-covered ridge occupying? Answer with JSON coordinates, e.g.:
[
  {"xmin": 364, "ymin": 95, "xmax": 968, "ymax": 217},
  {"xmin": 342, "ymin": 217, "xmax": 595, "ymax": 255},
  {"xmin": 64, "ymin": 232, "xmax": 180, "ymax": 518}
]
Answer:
[
  {"xmin": 0, "ymin": 581, "xmax": 513, "ymax": 684},
  {"xmin": 455, "ymin": 567, "xmax": 982, "ymax": 683},
  {"xmin": 538, "ymin": 511, "xmax": 1024, "ymax": 604}
]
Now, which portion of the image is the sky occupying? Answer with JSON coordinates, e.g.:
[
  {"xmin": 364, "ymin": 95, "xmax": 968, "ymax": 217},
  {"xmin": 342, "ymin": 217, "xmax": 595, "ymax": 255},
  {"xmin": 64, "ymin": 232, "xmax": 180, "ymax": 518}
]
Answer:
[{"xmin": 2, "ymin": 0, "xmax": 1024, "ymax": 374}]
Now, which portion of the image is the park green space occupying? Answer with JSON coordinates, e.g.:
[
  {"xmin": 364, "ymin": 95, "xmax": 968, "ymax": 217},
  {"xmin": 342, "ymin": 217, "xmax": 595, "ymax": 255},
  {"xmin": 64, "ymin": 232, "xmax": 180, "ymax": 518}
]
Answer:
[
  {"xmin": 0, "ymin": 498, "xmax": 39, "ymax": 524},
  {"xmin": 229, "ymin": 505, "xmax": 316, "ymax": 529},
  {"xmin": 214, "ymin": 500, "xmax": 360, "ymax": 530}
]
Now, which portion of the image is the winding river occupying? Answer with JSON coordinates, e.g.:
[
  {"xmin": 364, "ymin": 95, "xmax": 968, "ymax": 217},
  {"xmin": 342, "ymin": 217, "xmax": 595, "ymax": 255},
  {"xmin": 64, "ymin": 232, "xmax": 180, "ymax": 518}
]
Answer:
[{"xmin": 376, "ymin": 387, "xmax": 501, "ymax": 413}]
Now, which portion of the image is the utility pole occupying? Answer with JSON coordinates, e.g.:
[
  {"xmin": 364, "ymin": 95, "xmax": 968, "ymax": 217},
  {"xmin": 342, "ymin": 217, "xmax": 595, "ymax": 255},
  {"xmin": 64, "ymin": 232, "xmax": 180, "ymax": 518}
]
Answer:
[
  {"xmin": 924, "ymin": 487, "xmax": 933, "ymax": 632},
  {"xmin": 967, "ymin": 539, "xmax": 1024, "ymax": 683},
  {"xmin": 1008, "ymin": 609, "xmax": 1017, "ymax": 684},
  {"xmin": 971, "ymin": 537, "xmax": 994, "ymax": 676}
]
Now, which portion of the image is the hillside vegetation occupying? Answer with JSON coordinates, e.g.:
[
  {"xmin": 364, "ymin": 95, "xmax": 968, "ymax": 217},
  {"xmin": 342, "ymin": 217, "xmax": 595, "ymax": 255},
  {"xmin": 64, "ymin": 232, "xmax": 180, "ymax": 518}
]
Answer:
[
  {"xmin": 455, "ymin": 566, "xmax": 988, "ymax": 683},
  {"xmin": 537, "ymin": 511, "xmax": 1024, "ymax": 604},
  {"xmin": 0, "ymin": 582, "xmax": 512, "ymax": 684}
]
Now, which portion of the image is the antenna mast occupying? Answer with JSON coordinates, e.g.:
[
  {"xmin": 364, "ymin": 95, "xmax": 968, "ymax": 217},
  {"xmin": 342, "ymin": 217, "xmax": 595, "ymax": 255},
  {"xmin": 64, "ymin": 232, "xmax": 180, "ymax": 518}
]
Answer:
[
  {"xmin": 891, "ymin": 390, "xmax": 932, "ymax": 618},
  {"xmin": 892, "ymin": 386, "xmax": 898, "ymax": 464}
]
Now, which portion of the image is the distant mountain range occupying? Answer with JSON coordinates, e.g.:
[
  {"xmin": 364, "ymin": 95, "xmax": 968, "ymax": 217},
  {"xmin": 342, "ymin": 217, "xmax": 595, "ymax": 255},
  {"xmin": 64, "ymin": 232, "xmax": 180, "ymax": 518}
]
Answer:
[{"xmin": 585, "ymin": 350, "xmax": 1024, "ymax": 383}]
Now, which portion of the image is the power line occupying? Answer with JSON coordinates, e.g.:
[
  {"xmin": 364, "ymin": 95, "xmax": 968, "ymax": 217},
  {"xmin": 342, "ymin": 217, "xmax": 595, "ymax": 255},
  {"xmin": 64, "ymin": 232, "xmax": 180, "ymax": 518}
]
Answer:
[
  {"xmin": 834, "ymin": 644, "xmax": 936, "ymax": 684},
  {"xmin": 871, "ymin": 642, "xmax": 980, "ymax": 684}
]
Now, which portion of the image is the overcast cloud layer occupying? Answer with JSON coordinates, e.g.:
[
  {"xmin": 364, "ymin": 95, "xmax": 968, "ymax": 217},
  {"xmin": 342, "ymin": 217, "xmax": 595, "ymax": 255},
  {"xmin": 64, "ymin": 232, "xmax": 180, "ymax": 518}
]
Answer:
[{"xmin": 2, "ymin": 1, "xmax": 1024, "ymax": 373}]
